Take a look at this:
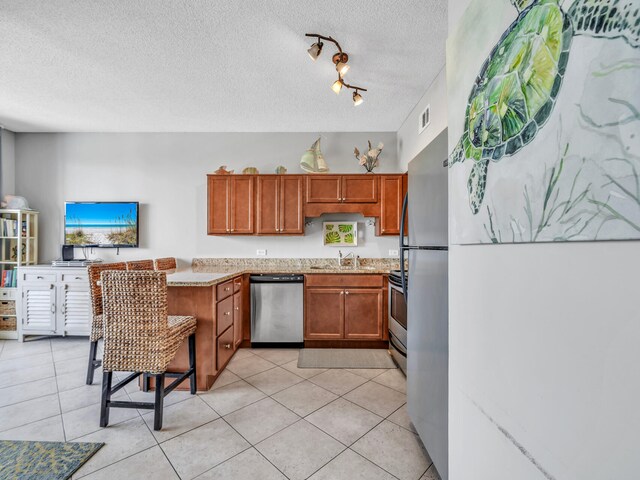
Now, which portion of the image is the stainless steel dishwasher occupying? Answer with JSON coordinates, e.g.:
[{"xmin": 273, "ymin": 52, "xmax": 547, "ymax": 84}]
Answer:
[{"xmin": 250, "ymin": 274, "xmax": 304, "ymax": 346}]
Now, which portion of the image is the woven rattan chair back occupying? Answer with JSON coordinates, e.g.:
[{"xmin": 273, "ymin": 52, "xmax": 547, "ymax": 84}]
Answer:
[
  {"xmin": 125, "ymin": 259, "xmax": 154, "ymax": 271},
  {"xmin": 154, "ymin": 257, "xmax": 177, "ymax": 271},
  {"xmin": 101, "ymin": 270, "xmax": 173, "ymax": 373},
  {"xmin": 87, "ymin": 262, "xmax": 126, "ymax": 342}
]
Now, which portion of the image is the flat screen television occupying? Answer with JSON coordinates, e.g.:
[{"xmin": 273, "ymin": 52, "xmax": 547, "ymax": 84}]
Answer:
[{"xmin": 64, "ymin": 202, "xmax": 139, "ymax": 248}]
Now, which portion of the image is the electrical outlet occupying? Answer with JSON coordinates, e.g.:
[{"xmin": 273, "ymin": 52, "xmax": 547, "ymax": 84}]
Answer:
[
  {"xmin": 389, "ymin": 249, "xmax": 399, "ymax": 256},
  {"xmin": 256, "ymin": 249, "xmax": 267, "ymax": 256}
]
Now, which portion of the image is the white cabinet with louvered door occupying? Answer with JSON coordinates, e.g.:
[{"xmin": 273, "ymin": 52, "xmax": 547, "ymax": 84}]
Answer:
[
  {"xmin": 58, "ymin": 283, "xmax": 91, "ymax": 336},
  {"xmin": 20, "ymin": 283, "xmax": 57, "ymax": 334},
  {"xmin": 17, "ymin": 266, "xmax": 90, "ymax": 341}
]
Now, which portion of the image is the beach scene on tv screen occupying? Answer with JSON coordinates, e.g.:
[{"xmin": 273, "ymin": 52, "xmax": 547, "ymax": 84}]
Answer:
[{"xmin": 65, "ymin": 203, "xmax": 138, "ymax": 246}]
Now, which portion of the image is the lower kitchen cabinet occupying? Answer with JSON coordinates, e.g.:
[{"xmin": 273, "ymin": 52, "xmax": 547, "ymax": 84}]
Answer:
[
  {"xmin": 304, "ymin": 275, "xmax": 386, "ymax": 342},
  {"xmin": 304, "ymin": 288, "xmax": 345, "ymax": 339},
  {"xmin": 344, "ymin": 288, "xmax": 383, "ymax": 339}
]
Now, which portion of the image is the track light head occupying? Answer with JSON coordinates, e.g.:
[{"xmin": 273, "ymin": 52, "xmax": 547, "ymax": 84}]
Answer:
[
  {"xmin": 353, "ymin": 91, "xmax": 363, "ymax": 106},
  {"xmin": 332, "ymin": 52, "xmax": 350, "ymax": 76},
  {"xmin": 307, "ymin": 40, "xmax": 323, "ymax": 61},
  {"xmin": 331, "ymin": 79, "xmax": 343, "ymax": 95}
]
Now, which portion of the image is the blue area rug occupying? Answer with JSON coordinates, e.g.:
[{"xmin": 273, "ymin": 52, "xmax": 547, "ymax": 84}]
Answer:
[{"xmin": 0, "ymin": 440, "xmax": 104, "ymax": 480}]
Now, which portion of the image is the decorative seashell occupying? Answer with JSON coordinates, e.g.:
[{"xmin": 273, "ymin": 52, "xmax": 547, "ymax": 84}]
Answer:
[
  {"xmin": 214, "ymin": 165, "xmax": 233, "ymax": 175},
  {"xmin": 275, "ymin": 165, "xmax": 287, "ymax": 174},
  {"xmin": 242, "ymin": 167, "xmax": 259, "ymax": 174}
]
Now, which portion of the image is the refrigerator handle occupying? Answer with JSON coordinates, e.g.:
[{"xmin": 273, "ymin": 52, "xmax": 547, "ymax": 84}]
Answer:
[{"xmin": 400, "ymin": 193, "xmax": 409, "ymax": 301}]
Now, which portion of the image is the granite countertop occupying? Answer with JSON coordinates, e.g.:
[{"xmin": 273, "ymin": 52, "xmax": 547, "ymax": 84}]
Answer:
[{"xmin": 167, "ymin": 257, "xmax": 400, "ymax": 287}]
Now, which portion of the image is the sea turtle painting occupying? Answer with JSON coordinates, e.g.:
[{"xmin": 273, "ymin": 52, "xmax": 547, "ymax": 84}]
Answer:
[{"xmin": 449, "ymin": 0, "xmax": 640, "ymax": 214}]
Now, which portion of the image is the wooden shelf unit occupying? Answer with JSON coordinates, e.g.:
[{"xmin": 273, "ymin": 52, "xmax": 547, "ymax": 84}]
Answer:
[{"xmin": 0, "ymin": 209, "xmax": 38, "ymax": 340}]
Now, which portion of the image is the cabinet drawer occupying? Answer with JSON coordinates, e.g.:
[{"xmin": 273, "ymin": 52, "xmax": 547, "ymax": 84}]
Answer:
[
  {"xmin": 217, "ymin": 280, "xmax": 234, "ymax": 300},
  {"xmin": 217, "ymin": 295, "xmax": 234, "ymax": 335},
  {"xmin": 233, "ymin": 276, "xmax": 242, "ymax": 293},
  {"xmin": 0, "ymin": 289, "xmax": 16, "ymax": 300},
  {"xmin": 61, "ymin": 273, "xmax": 88, "ymax": 283},
  {"xmin": 217, "ymin": 325, "xmax": 235, "ymax": 370},
  {"xmin": 0, "ymin": 301, "xmax": 16, "ymax": 316},
  {"xmin": 22, "ymin": 272, "xmax": 56, "ymax": 283},
  {"xmin": 305, "ymin": 274, "xmax": 384, "ymax": 288}
]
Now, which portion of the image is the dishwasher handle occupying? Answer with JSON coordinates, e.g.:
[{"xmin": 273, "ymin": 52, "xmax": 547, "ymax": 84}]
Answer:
[{"xmin": 250, "ymin": 274, "xmax": 304, "ymax": 283}]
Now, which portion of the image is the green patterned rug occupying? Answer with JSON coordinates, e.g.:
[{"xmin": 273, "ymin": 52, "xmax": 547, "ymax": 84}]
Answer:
[{"xmin": 0, "ymin": 440, "xmax": 104, "ymax": 480}]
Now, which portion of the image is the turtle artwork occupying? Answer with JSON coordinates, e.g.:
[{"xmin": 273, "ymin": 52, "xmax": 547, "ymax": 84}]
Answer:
[{"xmin": 449, "ymin": 0, "xmax": 640, "ymax": 215}]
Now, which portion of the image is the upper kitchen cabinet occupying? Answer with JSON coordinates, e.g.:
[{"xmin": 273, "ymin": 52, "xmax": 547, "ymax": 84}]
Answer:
[
  {"xmin": 306, "ymin": 175, "xmax": 378, "ymax": 204},
  {"xmin": 207, "ymin": 175, "xmax": 254, "ymax": 235},
  {"xmin": 341, "ymin": 175, "xmax": 378, "ymax": 203},
  {"xmin": 305, "ymin": 176, "xmax": 342, "ymax": 203},
  {"xmin": 256, "ymin": 175, "xmax": 304, "ymax": 235},
  {"xmin": 377, "ymin": 174, "xmax": 408, "ymax": 235}
]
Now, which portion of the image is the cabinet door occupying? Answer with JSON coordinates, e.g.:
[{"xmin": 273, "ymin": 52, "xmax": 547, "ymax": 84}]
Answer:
[
  {"xmin": 233, "ymin": 291, "xmax": 242, "ymax": 347},
  {"xmin": 230, "ymin": 176, "xmax": 254, "ymax": 234},
  {"xmin": 344, "ymin": 288, "xmax": 383, "ymax": 339},
  {"xmin": 256, "ymin": 176, "xmax": 279, "ymax": 234},
  {"xmin": 59, "ymin": 283, "xmax": 91, "ymax": 335},
  {"xmin": 304, "ymin": 288, "xmax": 344, "ymax": 339},
  {"xmin": 342, "ymin": 176, "xmax": 378, "ymax": 203},
  {"xmin": 207, "ymin": 176, "xmax": 230, "ymax": 234},
  {"xmin": 279, "ymin": 175, "xmax": 304, "ymax": 234},
  {"xmin": 21, "ymin": 283, "xmax": 56, "ymax": 333},
  {"xmin": 306, "ymin": 176, "xmax": 342, "ymax": 203},
  {"xmin": 378, "ymin": 175, "xmax": 404, "ymax": 235}
]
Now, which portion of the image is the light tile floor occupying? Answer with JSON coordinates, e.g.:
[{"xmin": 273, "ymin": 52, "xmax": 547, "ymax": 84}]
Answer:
[{"xmin": 0, "ymin": 337, "xmax": 441, "ymax": 480}]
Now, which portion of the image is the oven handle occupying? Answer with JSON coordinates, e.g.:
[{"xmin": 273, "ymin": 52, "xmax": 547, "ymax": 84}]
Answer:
[{"xmin": 389, "ymin": 331, "xmax": 407, "ymax": 357}]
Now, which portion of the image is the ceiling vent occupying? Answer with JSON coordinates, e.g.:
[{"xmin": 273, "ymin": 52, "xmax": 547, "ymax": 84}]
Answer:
[{"xmin": 418, "ymin": 105, "xmax": 431, "ymax": 134}]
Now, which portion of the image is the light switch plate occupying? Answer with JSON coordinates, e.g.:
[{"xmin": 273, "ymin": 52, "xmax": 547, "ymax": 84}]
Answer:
[
  {"xmin": 256, "ymin": 249, "xmax": 267, "ymax": 256},
  {"xmin": 389, "ymin": 249, "xmax": 399, "ymax": 256}
]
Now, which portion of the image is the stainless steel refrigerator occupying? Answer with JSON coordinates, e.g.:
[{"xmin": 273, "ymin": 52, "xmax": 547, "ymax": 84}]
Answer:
[{"xmin": 401, "ymin": 129, "xmax": 449, "ymax": 480}]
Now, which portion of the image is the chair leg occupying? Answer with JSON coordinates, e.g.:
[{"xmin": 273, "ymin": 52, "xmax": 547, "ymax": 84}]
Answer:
[
  {"xmin": 100, "ymin": 371, "xmax": 113, "ymax": 428},
  {"xmin": 86, "ymin": 341, "xmax": 99, "ymax": 385},
  {"xmin": 188, "ymin": 334, "xmax": 197, "ymax": 394},
  {"xmin": 142, "ymin": 373, "xmax": 150, "ymax": 392},
  {"xmin": 153, "ymin": 373, "xmax": 165, "ymax": 431}
]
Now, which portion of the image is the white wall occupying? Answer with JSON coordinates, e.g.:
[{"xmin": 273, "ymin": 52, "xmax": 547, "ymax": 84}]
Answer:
[
  {"xmin": 14, "ymin": 132, "xmax": 400, "ymax": 263},
  {"xmin": 397, "ymin": 67, "xmax": 447, "ymax": 171},
  {"xmin": 0, "ymin": 129, "xmax": 16, "ymax": 198},
  {"xmin": 447, "ymin": 1, "xmax": 640, "ymax": 479}
]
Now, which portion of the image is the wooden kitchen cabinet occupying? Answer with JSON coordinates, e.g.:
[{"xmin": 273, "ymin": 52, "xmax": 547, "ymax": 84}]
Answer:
[
  {"xmin": 344, "ymin": 288, "xmax": 383, "ymax": 339},
  {"xmin": 378, "ymin": 174, "xmax": 408, "ymax": 235},
  {"xmin": 341, "ymin": 176, "xmax": 378, "ymax": 203},
  {"xmin": 256, "ymin": 175, "xmax": 304, "ymax": 234},
  {"xmin": 306, "ymin": 175, "xmax": 378, "ymax": 204},
  {"xmin": 207, "ymin": 175, "xmax": 254, "ymax": 235},
  {"xmin": 305, "ymin": 176, "xmax": 342, "ymax": 203},
  {"xmin": 304, "ymin": 288, "xmax": 344, "ymax": 339},
  {"xmin": 304, "ymin": 275, "xmax": 386, "ymax": 342}
]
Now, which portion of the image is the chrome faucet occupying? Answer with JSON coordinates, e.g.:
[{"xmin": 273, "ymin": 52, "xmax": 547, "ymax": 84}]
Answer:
[{"xmin": 338, "ymin": 250, "xmax": 356, "ymax": 268}]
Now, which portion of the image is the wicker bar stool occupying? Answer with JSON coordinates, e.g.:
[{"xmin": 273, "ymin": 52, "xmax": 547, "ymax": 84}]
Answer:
[
  {"xmin": 125, "ymin": 259, "xmax": 154, "ymax": 270},
  {"xmin": 100, "ymin": 270, "xmax": 197, "ymax": 430},
  {"xmin": 154, "ymin": 257, "xmax": 177, "ymax": 271},
  {"xmin": 86, "ymin": 262, "xmax": 127, "ymax": 385}
]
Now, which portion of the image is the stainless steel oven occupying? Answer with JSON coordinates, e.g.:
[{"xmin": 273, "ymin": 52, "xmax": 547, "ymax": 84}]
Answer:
[{"xmin": 388, "ymin": 270, "xmax": 407, "ymax": 374}]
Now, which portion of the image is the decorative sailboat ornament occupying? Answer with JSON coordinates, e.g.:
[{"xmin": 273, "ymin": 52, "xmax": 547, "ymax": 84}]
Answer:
[{"xmin": 300, "ymin": 137, "xmax": 329, "ymax": 173}]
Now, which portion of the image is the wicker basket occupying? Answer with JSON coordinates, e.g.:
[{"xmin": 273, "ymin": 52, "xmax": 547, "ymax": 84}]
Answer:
[
  {"xmin": 0, "ymin": 301, "xmax": 15, "ymax": 316},
  {"xmin": 0, "ymin": 316, "xmax": 16, "ymax": 331}
]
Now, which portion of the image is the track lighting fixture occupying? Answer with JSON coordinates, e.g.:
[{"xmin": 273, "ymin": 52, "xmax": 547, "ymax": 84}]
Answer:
[
  {"xmin": 305, "ymin": 33, "xmax": 367, "ymax": 106},
  {"xmin": 307, "ymin": 40, "xmax": 323, "ymax": 61}
]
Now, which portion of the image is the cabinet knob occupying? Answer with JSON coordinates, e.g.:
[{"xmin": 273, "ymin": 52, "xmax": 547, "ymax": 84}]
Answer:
[
  {"xmin": 345, "ymin": 291, "xmax": 350, "ymax": 295},
  {"xmin": 224, "ymin": 311, "xmax": 231, "ymax": 316},
  {"xmin": 224, "ymin": 343, "xmax": 232, "ymax": 349},
  {"xmin": 225, "ymin": 287, "xmax": 230, "ymax": 291},
  {"xmin": 235, "ymin": 306, "xmax": 239, "ymax": 310},
  {"xmin": 37, "ymin": 276, "xmax": 44, "ymax": 280},
  {"xmin": 340, "ymin": 291, "xmax": 344, "ymax": 295}
]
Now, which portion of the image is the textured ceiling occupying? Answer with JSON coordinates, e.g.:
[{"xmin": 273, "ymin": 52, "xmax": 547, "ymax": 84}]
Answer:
[{"xmin": 0, "ymin": 0, "xmax": 447, "ymax": 132}]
